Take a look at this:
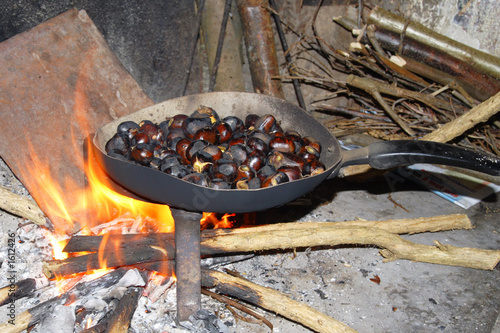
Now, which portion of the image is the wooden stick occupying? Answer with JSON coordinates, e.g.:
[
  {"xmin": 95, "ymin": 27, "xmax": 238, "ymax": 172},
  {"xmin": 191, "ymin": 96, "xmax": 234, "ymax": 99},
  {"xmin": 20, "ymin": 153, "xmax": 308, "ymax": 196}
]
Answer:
[
  {"xmin": 63, "ymin": 214, "xmax": 472, "ymax": 253},
  {"xmin": 0, "ymin": 184, "xmax": 47, "ymax": 226},
  {"xmin": 0, "ymin": 278, "xmax": 36, "ymax": 306},
  {"xmin": 106, "ymin": 286, "xmax": 143, "ymax": 333},
  {"xmin": 202, "ymin": 226, "xmax": 500, "ymax": 270},
  {"xmin": 422, "ymin": 91, "xmax": 500, "ymax": 143},
  {"xmin": 44, "ymin": 244, "xmax": 171, "ymax": 279},
  {"xmin": 202, "ymin": 269, "xmax": 357, "ymax": 333}
]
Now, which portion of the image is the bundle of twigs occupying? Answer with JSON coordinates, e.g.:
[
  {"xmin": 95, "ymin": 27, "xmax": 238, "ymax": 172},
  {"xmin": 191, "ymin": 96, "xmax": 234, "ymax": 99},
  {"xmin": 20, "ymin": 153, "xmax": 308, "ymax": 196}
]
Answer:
[{"xmin": 270, "ymin": 3, "xmax": 500, "ymax": 157}]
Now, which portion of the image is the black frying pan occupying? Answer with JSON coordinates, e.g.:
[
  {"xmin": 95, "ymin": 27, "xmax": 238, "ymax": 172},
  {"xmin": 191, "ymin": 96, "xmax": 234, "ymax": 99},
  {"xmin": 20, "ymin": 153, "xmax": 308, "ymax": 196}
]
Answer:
[{"xmin": 92, "ymin": 92, "xmax": 500, "ymax": 213}]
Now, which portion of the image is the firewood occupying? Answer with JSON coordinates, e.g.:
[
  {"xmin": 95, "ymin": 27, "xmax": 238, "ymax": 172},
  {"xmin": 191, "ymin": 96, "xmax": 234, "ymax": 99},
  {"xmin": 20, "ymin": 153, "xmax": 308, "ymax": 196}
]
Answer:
[
  {"xmin": 0, "ymin": 278, "xmax": 36, "ymax": 306},
  {"xmin": 44, "ymin": 245, "xmax": 171, "ymax": 279},
  {"xmin": 62, "ymin": 214, "xmax": 472, "ymax": 253},
  {"xmin": 422, "ymin": 91, "xmax": 500, "ymax": 143},
  {"xmin": 105, "ymin": 286, "xmax": 143, "ymax": 333},
  {"xmin": 201, "ymin": 269, "xmax": 357, "ymax": 333},
  {"xmin": 0, "ymin": 185, "xmax": 47, "ymax": 226}
]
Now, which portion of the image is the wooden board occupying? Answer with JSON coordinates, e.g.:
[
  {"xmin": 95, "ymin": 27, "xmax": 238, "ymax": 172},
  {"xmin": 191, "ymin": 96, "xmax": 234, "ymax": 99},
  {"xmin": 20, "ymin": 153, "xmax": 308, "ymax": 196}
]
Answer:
[{"xmin": 0, "ymin": 8, "xmax": 153, "ymax": 232}]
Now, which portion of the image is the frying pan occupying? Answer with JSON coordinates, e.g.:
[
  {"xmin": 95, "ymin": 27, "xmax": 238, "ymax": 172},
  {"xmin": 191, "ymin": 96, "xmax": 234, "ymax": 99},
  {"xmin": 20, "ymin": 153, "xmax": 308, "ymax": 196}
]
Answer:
[{"xmin": 92, "ymin": 92, "xmax": 500, "ymax": 213}]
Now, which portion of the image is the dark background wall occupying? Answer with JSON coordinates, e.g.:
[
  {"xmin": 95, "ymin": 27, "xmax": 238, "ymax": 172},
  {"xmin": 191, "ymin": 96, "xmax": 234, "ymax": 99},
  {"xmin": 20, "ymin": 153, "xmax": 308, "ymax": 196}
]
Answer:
[{"xmin": 0, "ymin": 0, "xmax": 202, "ymax": 103}]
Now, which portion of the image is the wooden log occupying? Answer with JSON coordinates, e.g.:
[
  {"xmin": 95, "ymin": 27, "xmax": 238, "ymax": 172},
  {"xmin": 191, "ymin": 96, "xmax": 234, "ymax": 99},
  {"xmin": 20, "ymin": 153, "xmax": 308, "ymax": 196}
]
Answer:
[
  {"xmin": 105, "ymin": 286, "xmax": 143, "ymax": 333},
  {"xmin": 0, "ymin": 185, "xmax": 47, "ymax": 226},
  {"xmin": 44, "ymin": 245, "xmax": 171, "ymax": 279},
  {"xmin": 201, "ymin": 269, "xmax": 357, "ymax": 333},
  {"xmin": 236, "ymin": 0, "xmax": 284, "ymax": 98},
  {"xmin": 63, "ymin": 214, "xmax": 472, "ymax": 253},
  {"xmin": 367, "ymin": 7, "xmax": 500, "ymax": 83}
]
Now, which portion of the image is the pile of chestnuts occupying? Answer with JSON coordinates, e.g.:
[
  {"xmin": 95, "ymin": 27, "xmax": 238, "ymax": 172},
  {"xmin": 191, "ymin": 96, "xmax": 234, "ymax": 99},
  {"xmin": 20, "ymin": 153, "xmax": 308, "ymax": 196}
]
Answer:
[{"xmin": 105, "ymin": 106, "xmax": 325, "ymax": 189}]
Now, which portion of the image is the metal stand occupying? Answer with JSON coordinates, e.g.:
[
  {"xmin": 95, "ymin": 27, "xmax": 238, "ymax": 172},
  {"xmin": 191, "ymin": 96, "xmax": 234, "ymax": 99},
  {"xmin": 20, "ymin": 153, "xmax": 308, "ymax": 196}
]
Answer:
[{"xmin": 172, "ymin": 208, "xmax": 202, "ymax": 323}]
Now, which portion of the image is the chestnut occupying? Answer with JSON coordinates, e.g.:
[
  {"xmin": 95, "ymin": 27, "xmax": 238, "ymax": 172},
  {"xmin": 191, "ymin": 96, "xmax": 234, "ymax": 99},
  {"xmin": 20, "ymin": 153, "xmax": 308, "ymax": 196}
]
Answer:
[
  {"xmin": 163, "ymin": 164, "xmax": 191, "ymax": 178},
  {"xmin": 213, "ymin": 121, "xmax": 233, "ymax": 143},
  {"xmin": 223, "ymin": 116, "xmax": 245, "ymax": 133},
  {"xmin": 234, "ymin": 165, "xmax": 255, "ymax": 182},
  {"xmin": 191, "ymin": 105, "xmax": 220, "ymax": 123},
  {"xmin": 285, "ymin": 129, "xmax": 302, "ymax": 142},
  {"xmin": 193, "ymin": 127, "xmax": 219, "ymax": 145},
  {"xmin": 140, "ymin": 122, "xmax": 163, "ymax": 141},
  {"xmin": 131, "ymin": 143, "xmax": 154, "ymax": 165},
  {"xmin": 256, "ymin": 165, "xmax": 276, "ymax": 182},
  {"xmin": 183, "ymin": 117, "xmax": 212, "ymax": 139},
  {"xmin": 247, "ymin": 177, "xmax": 262, "ymax": 189},
  {"xmin": 182, "ymin": 173, "xmax": 211, "ymax": 187},
  {"xmin": 245, "ymin": 114, "xmax": 260, "ymax": 129},
  {"xmin": 105, "ymin": 132, "xmax": 130, "ymax": 156},
  {"xmin": 175, "ymin": 138, "xmax": 192, "ymax": 164},
  {"xmin": 210, "ymin": 179, "xmax": 232, "ymax": 189},
  {"xmin": 133, "ymin": 132, "xmax": 150, "ymax": 145},
  {"xmin": 117, "ymin": 121, "xmax": 140, "ymax": 139},
  {"xmin": 262, "ymin": 171, "xmax": 289, "ymax": 187},
  {"xmin": 186, "ymin": 140, "xmax": 210, "ymax": 161},
  {"xmin": 269, "ymin": 136, "xmax": 295, "ymax": 154},
  {"xmin": 254, "ymin": 114, "xmax": 277, "ymax": 134},
  {"xmin": 202, "ymin": 145, "xmax": 223, "ymax": 162},
  {"xmin": 298, "ymin": 145, "xmax": 320, "ymax": 163},
  {"xmin": 246, "ymin": 137, "xmax": 269, "ymax": 154},
  {"xmin": 190, "ymin": 151, "xmax": 214, "ymax": 173},
  {"xmin": 210, "ymin": 158, "xmax": 238, "ymax": 182},
  {"xmin": 247, "ymin": 130, "xmax": 271, "ymax": 145},
  {"xmin": 267, "ymin": 151, "xmax": 306, "ymax": 172},
  {"xmin": 166, "ymin": 127, "xmax": 187, "ymax": 146},
  {"xmin": 277, "ymin": 166, "xmax": 302, "ymax": 181},
  {"xmin": 227, "ymin": 137, "xmax": 245, "ymax": 147},
  {"xmin": 243, "ymin": 150, "xmax": 266, "ymax": 172},
  {"xmin": 304, "ymin": 160, "xmax": 326, "ymax": 176},
  {"xmin": 226, "ymin": 144, "xmax": 249, "ymax": 165},
  {"xmin": 159, "ymin": 156, "xmax": 182, "ymax": 171},
  {"xmin": 302, "ymin": 136, "xmax": 322, "ymax": 154},
  {"xmin": 168, "ymin": 114, "xmax": 189, "ymax": 129}
]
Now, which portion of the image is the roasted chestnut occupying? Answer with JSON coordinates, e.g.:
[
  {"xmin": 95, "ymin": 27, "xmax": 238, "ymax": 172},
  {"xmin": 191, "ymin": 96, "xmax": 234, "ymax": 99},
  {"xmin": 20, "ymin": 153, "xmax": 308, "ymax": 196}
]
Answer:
[
  {"xmin": 191, "ymin": 105, "xmax": 220, "ymax": 123},
  {"xmin": 131, "ymin": 143, "xmax": 154, "ymax": 165},
  {"xmin": 303, "ymin": 160, "xmax": 326, "ymax": 176},
  {"xmin": 193, "ymin": 127, "xmax": 219, "ymax": 145},
  {"xmin": 166, "ymin": 127, "xmax": 187, "ymax": 144},
  {"xmin": 133, "ymin": 132, "xmax": 150, "ymax": 145},
  {"xmin": 302, "ymin": 136, "xmax": 322, "ymax": 154},
  {"xmin": 213, "ymin": 121, "xmax": 233, "ymax": 143},
  {"xmin": 298, "ymin": 145, "xmax": 320, "ymax": 163},
  {"xmin": 210, "ymin": 158, "xmax": 238, "ymax": 182},
  {"xmin": 223, "ymin": 116, "xmax": 245, "ymax": 133},
  {"xmin": 226, "ymin": 144, "xmax": 249, "ymax": 165},
  {"xmin": 186, "ymin": 140, "xmax": 210, "ymax": 161},
  {"xmin": 168, "ymin": 114, "xmax": 189, "ymax": 129},
  {"xmin": 117, "ymin": 121, "xmax": 140, "ymax": 139},
  {"xmin": 140, "ymin": 122, "xmax": 163, "ymax": 141},
  {"xmin": 267, "ymin": 151, "xmax": 306, "ymax": 172},
  {"xmin": 210, "ymin": 179, "xmax": 232, "ymax": 189},
  {"xmin": 163, "ymin": 164, "xmax": 191, "ymax": 178},
  {"xmin": 175, "ymin": 138, "xmax": 192, "ymax": 164},
  {"xmin": 256, "ymin": 165, "xmax": 276, "ymax": 182},
  {"xmin": 190, "ymin": 151, "xmax": 214, "ymax": 173},
  {"xmin": 262, "ymin": 171, "xmax": 289, "ymax": 187},
  {"xmin": 105, "ymin": 132, "xmax": 130, "ymax": 156},
  {"xmin": 245, "ymin": 114, "xmax": 260, "ymax": 129},
  {"xmin": 269, "ymin": 136, "xmax": 295, "ymax": 154},
  {"xmin": 254, "ymin": 114, "xmax": 277, "ymax": 134},
  {"xmin": 182, "ymin": 173, "xmax": 211, "ymax": 187},
  {"xmin": 202, "ymin": 145, "xmax": 223, "ymax": 162},
  {"xmin": 277, "ymin": 166, "xmax": 302, "ymax": 181},
  {"xmin": 183, "ymin": 117, "xmax": 212, "ymax": 139},
  {"xmin": 243, "ymin": 150, "xmax": 266, "ymax": 172},
  {"xmin": 234, "ymin": 165, "xmax": 255, "ymax": 182},
  {"xmin": 246, "ymin": 137, "xmax": 269, "ymax": 154}
]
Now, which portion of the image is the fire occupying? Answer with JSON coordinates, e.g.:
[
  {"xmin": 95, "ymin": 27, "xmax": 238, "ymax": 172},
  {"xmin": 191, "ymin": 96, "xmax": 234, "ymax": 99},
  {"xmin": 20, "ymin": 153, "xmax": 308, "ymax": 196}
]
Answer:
[{"xmin": 201, "ymin": 212, "xmax": 235, "ymax": 229}]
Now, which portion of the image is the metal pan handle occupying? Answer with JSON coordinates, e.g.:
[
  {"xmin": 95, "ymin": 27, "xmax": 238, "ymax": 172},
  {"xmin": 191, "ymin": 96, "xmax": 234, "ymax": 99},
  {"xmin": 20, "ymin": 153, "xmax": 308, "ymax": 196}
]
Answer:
[{"xmin": 339, "ymin": 140, "xmax": 500, "ymax": 176}]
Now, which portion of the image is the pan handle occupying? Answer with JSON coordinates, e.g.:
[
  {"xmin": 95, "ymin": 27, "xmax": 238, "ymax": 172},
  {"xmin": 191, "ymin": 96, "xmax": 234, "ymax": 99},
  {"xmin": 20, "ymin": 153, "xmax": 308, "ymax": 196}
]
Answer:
[{"xmin": 339, "ymin": 140, "xmax": 500, "ymax": 176}]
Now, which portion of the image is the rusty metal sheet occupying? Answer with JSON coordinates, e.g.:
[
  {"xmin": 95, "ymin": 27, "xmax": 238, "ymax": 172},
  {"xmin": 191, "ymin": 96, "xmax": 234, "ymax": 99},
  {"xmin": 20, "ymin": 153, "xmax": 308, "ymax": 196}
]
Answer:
[{"xmin": 0, "ymin": 8, "xmax": 153, "ymax": 232}]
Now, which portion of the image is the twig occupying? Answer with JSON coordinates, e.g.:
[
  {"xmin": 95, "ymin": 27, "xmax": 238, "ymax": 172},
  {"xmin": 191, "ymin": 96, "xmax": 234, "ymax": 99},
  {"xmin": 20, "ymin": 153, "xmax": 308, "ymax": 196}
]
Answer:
[
  {"xmin": 202, "ymin": 288, "xmax": 273, "ymax": 330},
  {"xmin": 0, "ymin": 184, "xmax": 47, "ymax": 226}
]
